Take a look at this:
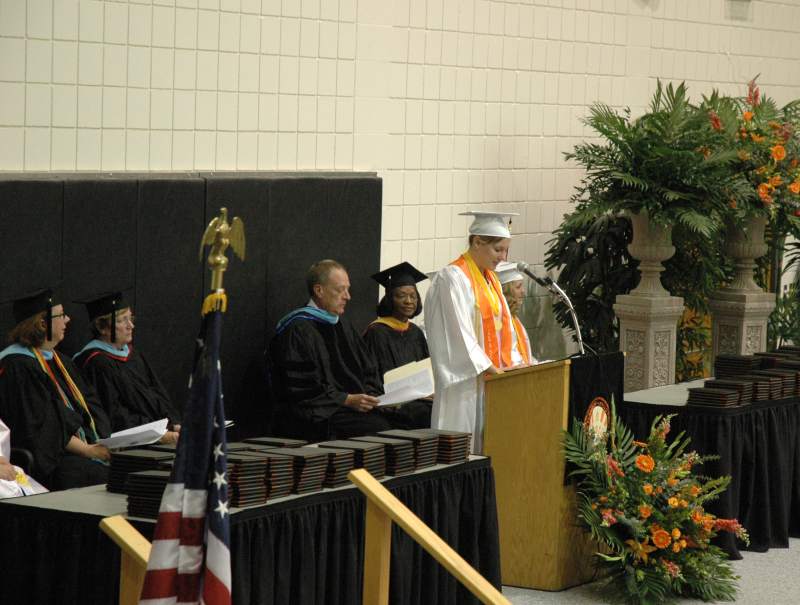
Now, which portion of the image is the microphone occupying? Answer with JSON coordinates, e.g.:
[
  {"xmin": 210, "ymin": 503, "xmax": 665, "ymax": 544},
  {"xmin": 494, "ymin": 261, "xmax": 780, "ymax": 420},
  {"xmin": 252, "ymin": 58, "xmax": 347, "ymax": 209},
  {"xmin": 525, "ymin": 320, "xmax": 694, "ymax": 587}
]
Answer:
[
  {"xmin": 515, "ymin": 262, "xmax": 553, "ymax": 290},
  {"xmin": 515, "ymin": 261, "xmax": 586, "ymax": 356}
]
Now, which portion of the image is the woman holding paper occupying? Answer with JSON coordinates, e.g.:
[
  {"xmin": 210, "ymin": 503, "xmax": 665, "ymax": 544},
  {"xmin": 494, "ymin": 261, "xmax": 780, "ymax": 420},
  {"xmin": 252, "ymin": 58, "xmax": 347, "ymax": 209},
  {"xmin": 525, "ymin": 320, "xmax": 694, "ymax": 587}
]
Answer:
[
  {"xmin": 73, "ymin": 292, "xmax": 180, "ymax": 444},
  {"xmin": 0, "ymin": 288, "xmax": 110, "ymax": 490},
  {"xmin": 364, "ymin": 262, "xmax": 432, "ymax": 428},
  {"xmin": 424, "ymin": 212, "xmax": 523, "ymax": 452}
]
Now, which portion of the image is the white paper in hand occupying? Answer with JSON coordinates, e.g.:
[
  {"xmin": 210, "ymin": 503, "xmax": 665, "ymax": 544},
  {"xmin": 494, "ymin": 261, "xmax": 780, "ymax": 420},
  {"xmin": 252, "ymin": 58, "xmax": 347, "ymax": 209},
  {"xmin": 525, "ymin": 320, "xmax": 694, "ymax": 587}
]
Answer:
[
  {"xmin": 378, "ymin": 358, "xmax": 434, "ymax": 406},
  {"xmin": 97, "ymin": 418, "xmax": 169, "ymax": 449}
]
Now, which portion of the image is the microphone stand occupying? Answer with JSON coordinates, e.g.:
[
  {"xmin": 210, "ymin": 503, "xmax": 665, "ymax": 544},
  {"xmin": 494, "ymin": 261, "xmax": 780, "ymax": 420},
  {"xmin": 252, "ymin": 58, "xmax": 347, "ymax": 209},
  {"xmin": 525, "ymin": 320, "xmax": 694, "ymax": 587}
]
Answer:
[{"xmin": 517, "ymin": 263, "xmax": 586, "ymax": 356}]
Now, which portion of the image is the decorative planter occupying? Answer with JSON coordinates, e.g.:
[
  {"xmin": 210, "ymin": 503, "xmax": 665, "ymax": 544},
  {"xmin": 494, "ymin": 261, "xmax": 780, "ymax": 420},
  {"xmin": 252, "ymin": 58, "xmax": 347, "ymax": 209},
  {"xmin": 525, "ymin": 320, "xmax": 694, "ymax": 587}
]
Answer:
[
  {"xmin": 709, "ymin": 215, "xmax": 775, "ymax": 357},
  {"xmin": 613, "ymin": 211, "xmax": 685, "ymax": 392},
  {"xmin": 626, "ymin": 211, "xmax": 676, "ymax": 297},
  {"xmin": 724, "ymin": 215, "xmax": 769, "ymax": 292}
]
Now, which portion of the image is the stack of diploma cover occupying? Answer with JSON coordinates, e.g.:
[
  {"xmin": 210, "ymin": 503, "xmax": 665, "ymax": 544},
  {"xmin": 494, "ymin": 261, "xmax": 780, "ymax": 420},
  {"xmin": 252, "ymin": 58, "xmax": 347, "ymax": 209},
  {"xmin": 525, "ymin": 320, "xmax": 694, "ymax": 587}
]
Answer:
[
  {"xmin": 420, "ymin": 428, "xmax": 472, "ymax": 464},
  {"xmin": 108, "ymin": 448, "xmax": 172, "ymax": 493},
  {"xmin": 317, "ymin": 440, "xmax": 386, "ymax": 479},
  {"xmin": 267, "ymin": 447, "xmax": 329, "ymax": 494},
  {"xmin": 310, "ymin": 446, "xmax": 356, "ymax": 487},
  {"xmin": 224, "ymin": 453, "xmax": 269, "ymax": 506},
  {"xmin": 126, "ymin": 469, "xmax": 171, "ymax": 518},
  {"xmin": 350, "ymin": 435, "xmax": 415, "ymax": 476},
  {"xmin": 377, "ymin": 429, "xmax": 438, "ymax": 469}
]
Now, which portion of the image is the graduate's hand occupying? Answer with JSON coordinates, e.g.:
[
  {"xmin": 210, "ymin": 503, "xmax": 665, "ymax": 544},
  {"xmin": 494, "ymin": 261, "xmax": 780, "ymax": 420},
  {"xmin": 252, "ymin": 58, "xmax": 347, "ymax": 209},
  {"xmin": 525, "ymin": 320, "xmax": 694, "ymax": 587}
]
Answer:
[
  {"xmin": 159, "ymin": 431, "xmax": 180, "ymax": 445},
  {"xmin": 0, "ymin": 457, "xmax": 16, "ymax": 481},
  {"xmin": 344, "ymin": 393, "xmax": 380, "ymax": 413},
  {"xmin": 172, "ymin": 424, "xmax": 181, "ymax": 433}
]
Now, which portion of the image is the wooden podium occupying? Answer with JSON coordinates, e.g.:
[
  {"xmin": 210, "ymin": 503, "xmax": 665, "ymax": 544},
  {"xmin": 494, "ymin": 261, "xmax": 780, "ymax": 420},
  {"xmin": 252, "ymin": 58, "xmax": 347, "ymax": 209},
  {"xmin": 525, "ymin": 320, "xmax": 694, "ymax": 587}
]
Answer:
[{"xmin": 483, "ymin": 360, "xmax": 595, "ymax": 590}]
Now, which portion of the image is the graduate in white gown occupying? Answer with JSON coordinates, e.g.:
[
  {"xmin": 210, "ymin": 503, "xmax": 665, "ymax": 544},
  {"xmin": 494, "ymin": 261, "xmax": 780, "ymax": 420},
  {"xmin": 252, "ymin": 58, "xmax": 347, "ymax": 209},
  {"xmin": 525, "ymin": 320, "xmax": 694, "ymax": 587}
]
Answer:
[
  {"xmin": 0, "ymin": 417, "xmax": 47, "ymax": 498},
  {"xmin": 496, "ymin": 261, "xmax": 537, "ymax": 366},
  {"xmin": 424, "ymin": 211, "xmax": 523, "ymax": 452}
]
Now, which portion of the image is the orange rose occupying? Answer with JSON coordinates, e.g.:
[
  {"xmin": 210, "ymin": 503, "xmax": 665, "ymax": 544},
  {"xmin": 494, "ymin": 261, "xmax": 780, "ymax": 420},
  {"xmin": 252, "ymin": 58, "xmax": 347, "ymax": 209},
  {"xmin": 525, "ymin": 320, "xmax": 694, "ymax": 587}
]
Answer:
[
  {"xmin": 667, "ymin": 476, "xmax": 678, "ymax": 487},
  {"xmin": 759, "ymin": 183, "xmax": 772, "ymax": 200},
  {"xmin": 671, "ymin": 528, "xmax": 681, "ymax": 540},
  {"xmin": 789, "ymin": 181, "xmax": 800, "ymax": 194},
  {"xmin": 689, "ymin": 485, "xmax": 701, "ymax": 497},
  {"xmin": 639, "ymin": 504, "xmax": 652, "ymax": 519},
  {"xmin": 652, "ymin": 529, "xmax": 671, "ymax": 549},
  {"xmin": 743, "ymin": 111, "xmax": 754, "ymax": 122},
  {"xmin": 643, "ymin": 483, "xmax": 653, "ymax": 495},
  {"xmin": 668, "ymin": 497, "xmax": 679, "ymax": 508},
  {"xmin": 635, "ymin": 455, "xmax": 655, "ymax": 473},
  {"xmin": 680, "ymin": 499, "xmax": 689, "ymax": 508},
  {"xmin": 770, "ymin": 175, "xmax": 783, "ymax": 187},
  {"xmin": 751, "ymin": 133, "xmax": 766, "ymax": 143},
  {"xmin": 691, "ymin": 508, "xmax": 704, "ymax": 524},
  {"xmin": 672, "ymin": 542, "xmax": 682, "ymax": 553}
]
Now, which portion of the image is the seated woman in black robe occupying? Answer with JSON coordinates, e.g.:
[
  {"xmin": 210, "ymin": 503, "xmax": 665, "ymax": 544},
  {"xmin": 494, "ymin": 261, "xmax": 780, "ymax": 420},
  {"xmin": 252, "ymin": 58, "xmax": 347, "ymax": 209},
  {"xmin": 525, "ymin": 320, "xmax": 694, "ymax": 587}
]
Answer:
[
  {"xmin": 0, "ymin": 288, "xmax": 110, "ymax": 490},
  {"xmin": 363, "ymin": 262, "xmax": 432, "ymax": 429},
  {"xmin": 73, "ymin": 292, "xmax": 180, "ymax": 444}
]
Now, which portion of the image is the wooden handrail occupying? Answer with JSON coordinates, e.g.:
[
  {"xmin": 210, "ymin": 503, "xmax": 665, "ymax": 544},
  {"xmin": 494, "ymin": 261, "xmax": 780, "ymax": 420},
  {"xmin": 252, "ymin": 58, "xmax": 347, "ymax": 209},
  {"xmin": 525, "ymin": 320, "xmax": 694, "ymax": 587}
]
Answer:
[
  {"xmin": 99, "ymin": 515, "xmax": 151, "ymax": 605},
  {"xmin": 348, "ymin": 468, "xmax": 511, "ymax": 605}
]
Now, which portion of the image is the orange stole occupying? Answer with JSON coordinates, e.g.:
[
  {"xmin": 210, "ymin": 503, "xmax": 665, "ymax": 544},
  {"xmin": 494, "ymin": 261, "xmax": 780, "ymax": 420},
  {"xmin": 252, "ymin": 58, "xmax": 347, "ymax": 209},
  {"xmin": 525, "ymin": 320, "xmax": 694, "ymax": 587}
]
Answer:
[
  {"xmin": 512, "ymin": 315, "xmax": 530, "ymax": 365},
  {"xmin": 451, "ymin": 254, "xmax": 513, "ymax": 368}
]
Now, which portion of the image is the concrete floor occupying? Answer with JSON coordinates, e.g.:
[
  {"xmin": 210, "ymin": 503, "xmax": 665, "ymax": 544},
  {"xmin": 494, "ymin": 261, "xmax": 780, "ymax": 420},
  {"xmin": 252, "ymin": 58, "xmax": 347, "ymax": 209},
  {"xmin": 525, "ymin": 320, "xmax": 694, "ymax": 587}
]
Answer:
[{"xmin": 503, "ymin": 538, "xmax": 800, "ymax": 604}]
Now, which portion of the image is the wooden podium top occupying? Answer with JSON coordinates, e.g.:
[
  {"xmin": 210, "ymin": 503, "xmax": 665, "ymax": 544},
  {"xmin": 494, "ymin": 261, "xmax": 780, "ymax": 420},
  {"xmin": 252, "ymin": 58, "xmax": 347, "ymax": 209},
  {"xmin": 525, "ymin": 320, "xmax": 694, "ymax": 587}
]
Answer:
[{"xmin": 483, "ymin": 358, "xmax": 571, "ymax": 384}]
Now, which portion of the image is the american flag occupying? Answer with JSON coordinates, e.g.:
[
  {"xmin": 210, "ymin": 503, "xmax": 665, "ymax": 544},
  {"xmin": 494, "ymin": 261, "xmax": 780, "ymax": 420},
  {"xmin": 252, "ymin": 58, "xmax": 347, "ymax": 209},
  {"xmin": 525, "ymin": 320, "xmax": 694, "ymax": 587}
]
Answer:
[{"xmin": 139, "ymin": 309, "xmax": 231, "ymax": 605}]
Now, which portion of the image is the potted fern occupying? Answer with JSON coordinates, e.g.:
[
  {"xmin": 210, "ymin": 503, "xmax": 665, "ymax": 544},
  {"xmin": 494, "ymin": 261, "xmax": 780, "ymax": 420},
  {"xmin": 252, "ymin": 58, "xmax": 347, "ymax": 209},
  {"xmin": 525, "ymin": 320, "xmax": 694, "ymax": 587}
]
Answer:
[{"xmin": 565, "ymin": 81, "xmax": 749, "ymax": 298}]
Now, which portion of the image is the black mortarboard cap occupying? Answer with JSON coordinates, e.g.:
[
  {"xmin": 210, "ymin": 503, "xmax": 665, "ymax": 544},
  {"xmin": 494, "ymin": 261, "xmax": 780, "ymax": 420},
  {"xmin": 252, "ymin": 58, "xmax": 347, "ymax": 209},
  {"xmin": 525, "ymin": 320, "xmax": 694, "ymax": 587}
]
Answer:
[
  {"xmin": 371, "ymin": 262, "xmax": 428, "ymax": 291},
  {"xmin": 78, "ymin": 291, "xmax": 129, "ymax": 343},
  {"xmin": 13, "ymin": 287, "xmax": 60, "ymax": 340}
]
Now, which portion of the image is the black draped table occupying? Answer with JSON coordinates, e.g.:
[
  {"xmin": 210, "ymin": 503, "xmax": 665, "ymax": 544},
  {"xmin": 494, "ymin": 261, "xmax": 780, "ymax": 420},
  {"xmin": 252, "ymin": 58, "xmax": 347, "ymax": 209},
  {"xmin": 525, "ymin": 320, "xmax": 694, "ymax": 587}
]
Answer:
[
  {"xmin": 0, "ymin": 458, "xmax": 500, "ymax": 605},
  {"xmin": 621, "ymin": 380, "xmax": 800, "ymax": 559}
]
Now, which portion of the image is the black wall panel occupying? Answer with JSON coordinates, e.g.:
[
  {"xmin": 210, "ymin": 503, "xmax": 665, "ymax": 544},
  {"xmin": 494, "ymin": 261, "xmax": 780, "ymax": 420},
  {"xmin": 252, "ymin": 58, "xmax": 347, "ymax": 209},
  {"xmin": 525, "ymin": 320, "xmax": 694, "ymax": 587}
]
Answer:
[
  {"xmin": 136, "ymin": 178, "xmax": 206, "ymax": 411},
  {"xmin": 0, "ymin": 172, "xmax": 382, "ymax": 436},
  {"xmin": 266, "ymin": 176, "xmax": 382, "ymax": 338},
  {"xmin": 61, "ymin": 179, "xmax": 139, "ymax": 354},
  {"xmin": 0, "ymin": 179, "xmax": 64, "ymax": 339}
]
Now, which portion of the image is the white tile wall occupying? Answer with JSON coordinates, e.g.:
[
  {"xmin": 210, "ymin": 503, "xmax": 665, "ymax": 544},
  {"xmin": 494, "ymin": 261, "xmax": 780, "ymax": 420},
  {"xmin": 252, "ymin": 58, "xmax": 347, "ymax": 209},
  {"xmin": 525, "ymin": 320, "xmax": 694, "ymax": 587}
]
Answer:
[{"xmin": 1, "ymin": 0, "xmax": 800, "ymax": 271}]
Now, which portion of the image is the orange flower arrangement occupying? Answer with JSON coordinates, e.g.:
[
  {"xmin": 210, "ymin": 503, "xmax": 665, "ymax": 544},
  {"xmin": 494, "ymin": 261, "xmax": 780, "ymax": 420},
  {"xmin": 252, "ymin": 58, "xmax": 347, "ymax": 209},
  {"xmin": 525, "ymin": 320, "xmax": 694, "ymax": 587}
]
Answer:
[
  {"xmin": 651, "ymin": 529, "xmax": 671, "ymax": 549},
  {"xmin": 708, "ymin": 76, "xmax": 800, "ymax": 231},
  {"xmin": 635, "ymin": 454, "xmax": 655, "ymax": 473},
  {"xmin": 564, "ymin": 410, "xmax": 747, "ymax": 603}
]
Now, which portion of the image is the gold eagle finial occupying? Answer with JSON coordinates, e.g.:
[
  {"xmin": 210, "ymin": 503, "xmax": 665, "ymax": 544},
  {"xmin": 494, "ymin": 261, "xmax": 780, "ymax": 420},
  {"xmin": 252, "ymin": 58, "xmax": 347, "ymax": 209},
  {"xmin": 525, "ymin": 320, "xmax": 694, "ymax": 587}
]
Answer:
[{"xmin": 199, "ymin": 207, "xmax": 246, "ymax": 314}]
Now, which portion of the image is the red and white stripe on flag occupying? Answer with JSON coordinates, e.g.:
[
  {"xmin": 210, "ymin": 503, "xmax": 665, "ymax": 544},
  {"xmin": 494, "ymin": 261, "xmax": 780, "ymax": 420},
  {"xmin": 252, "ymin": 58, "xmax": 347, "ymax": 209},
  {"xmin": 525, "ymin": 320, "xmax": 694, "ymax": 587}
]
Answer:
[{"xmin": 139, "ymin": 485, "xmax": 231, "ymax": 605}]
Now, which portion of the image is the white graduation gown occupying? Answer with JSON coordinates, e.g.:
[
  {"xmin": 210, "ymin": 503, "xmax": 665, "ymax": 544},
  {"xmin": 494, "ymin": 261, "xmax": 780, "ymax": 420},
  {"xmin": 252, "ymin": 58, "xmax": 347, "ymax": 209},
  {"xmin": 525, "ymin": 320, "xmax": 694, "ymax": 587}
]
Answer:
[
  {"xmin": 424, "ymin": 265, "xmax": 521, "ymax": 453},
  {"xmin": 0, "ymin": 417, "xmax": 47, "ymax": 499}
]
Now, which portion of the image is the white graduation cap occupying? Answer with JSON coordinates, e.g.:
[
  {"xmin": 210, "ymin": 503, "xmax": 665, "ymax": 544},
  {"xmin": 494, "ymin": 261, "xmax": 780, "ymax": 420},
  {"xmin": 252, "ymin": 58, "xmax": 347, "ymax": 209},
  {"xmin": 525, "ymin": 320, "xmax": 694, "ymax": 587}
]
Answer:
[
  {"xmin": 459, "ymin": 211, "xmax": 519, "ymax": 238},
  {"xmin": 494, "ymin": 261, "xmax": 524, "ymax": 284}
]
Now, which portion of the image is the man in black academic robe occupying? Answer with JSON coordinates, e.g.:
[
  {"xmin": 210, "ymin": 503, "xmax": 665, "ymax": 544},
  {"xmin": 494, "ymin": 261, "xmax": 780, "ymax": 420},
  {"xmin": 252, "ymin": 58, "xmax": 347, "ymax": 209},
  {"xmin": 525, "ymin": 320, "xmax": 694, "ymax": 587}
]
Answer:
[{"xmin": 270, "ymin": 259, "xmax": 407, "ymax": 441}]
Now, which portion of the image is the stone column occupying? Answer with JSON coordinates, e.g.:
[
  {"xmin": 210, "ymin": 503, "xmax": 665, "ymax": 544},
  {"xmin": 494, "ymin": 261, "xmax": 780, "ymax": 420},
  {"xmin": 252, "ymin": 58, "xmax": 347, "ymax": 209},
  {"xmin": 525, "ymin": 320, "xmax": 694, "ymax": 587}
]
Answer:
[
  {"xmin": 613, "ymin": 212, "xmax": 685, "ymax": 392},
  {"xmin": 709, "ymin": 216, "xmax": 775, "ymax": 357}
]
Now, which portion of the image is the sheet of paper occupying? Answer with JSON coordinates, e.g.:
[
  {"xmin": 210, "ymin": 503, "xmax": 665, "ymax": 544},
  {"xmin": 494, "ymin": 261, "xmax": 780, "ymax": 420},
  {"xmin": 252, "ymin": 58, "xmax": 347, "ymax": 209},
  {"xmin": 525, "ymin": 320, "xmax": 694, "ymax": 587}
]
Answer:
[
  {"xmin": 97, "ymin": 418, "xmax": 168, "ymax": 449},
  {"xmin": 379, "ymin": 358, "xmax": 434, "ymax": 406}
]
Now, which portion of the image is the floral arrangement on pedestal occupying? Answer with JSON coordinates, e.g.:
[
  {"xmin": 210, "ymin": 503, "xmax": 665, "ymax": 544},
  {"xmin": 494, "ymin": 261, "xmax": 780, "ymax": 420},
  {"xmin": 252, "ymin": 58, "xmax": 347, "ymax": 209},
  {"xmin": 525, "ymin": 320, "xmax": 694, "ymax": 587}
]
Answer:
[
  {"xmin": 705, "ymin": 78, "xmax": 800, "ymax": 236},
  {"xmin": 563, "ymin": 402, "xmax": 749, "ymax": 604}
]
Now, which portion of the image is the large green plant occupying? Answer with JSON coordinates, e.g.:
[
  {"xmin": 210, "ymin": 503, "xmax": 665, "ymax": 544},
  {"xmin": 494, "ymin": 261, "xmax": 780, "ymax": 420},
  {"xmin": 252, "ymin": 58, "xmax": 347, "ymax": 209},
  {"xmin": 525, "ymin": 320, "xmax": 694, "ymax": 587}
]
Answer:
[
  {"xmin": 565, "ymin": 81, "xmax": 751, "ymax": 237},
  {"xmin": 547, "ymin": 81, "xmax": 742, "ymax": 376}
]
